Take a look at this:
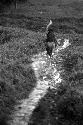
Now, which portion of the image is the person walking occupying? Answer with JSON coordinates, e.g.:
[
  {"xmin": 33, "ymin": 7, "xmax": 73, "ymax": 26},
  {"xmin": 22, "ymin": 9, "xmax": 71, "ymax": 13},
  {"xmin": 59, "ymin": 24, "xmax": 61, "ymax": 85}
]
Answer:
[{"xmin": 45, "ymin": 20, "xmax": 57, "ymax": 57}]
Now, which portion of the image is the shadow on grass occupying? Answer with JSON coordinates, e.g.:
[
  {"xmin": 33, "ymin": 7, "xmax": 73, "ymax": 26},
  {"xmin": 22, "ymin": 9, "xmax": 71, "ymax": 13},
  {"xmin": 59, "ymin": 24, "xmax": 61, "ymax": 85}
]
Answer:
[
  {"xmin": 28, "ymin": 85, "xmax": 83, "ymax": 125},
  {"xmin": 0, "ymin": 62, "xmax": 37, "ymax": 125},
  {"xmin": 0, "ymin": 30, "xmax": 12, "ymax": 45}
]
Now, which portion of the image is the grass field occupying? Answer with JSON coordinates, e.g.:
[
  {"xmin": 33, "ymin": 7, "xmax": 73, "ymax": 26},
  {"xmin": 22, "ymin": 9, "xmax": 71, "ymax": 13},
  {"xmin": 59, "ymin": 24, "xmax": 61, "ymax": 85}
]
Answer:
[
  {"xmin": 0, "ymin": 16, "xmax": 46, "ymax": 125},
  {"xmin": 0, "ymin": 0, "xmax": 83, "ymax": 125}
]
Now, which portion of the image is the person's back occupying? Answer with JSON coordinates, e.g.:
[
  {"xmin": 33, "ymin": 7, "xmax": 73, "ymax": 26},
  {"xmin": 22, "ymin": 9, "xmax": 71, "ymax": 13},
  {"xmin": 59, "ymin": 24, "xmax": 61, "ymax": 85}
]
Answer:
[
  {"xmin": 45, "ymin": 20, "xmax": 57, "ymax": 57},
  {"xmin": 46, "ymin": 29, "xmax": 55, "ymax": 43}
]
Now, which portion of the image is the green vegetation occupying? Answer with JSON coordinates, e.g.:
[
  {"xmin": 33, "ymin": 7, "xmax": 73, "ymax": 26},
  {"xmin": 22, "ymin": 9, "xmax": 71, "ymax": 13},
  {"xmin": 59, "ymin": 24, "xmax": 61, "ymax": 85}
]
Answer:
[
  {"xmin": 0, "ymin": 0, "xmax": 27, "ymax": 13},
  {"xmin": 0, "ymin": 30, "xmax": 12, "ymax": 45},
  {"xmin": 0, "ymin": 14, "xmax": 46, "ymax": 124},
  {"xmin": 28, "ymin": 88, "xmax": 83, "ymax": 125},
  {"xmin": 0, "ymin": 0, "xmax": 83, "ymax": 125},
  {"xmin": 0, "ymin": 59, "xmax": 37, "ymax": 124},
  {"xmin": 28, "ymin": 50, "xmax": 83, "ymax": 125}
]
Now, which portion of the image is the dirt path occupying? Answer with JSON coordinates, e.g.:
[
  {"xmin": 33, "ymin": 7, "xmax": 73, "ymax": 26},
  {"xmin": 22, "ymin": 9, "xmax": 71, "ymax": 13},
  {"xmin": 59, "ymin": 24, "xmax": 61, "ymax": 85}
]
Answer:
[
  {"xmin": 8, "ymin": 51, "xmax": 50, "ymax": 125},
  {"xmin": 8, "ymin": 38, "xmax": 70, "ymax": 125}
]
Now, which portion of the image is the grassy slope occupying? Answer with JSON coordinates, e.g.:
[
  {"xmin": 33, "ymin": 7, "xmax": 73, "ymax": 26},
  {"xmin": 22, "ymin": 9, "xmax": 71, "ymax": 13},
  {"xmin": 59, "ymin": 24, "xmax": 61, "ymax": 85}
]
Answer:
[
  {"xmin": 8, "ymin": 0, "xmax": 83, "ymax": 18},
  {"xmin": 0, "ymin": 0, "xmax": 83, "ymax": 125},
  {"xmin": 0, "ymin": 31, "xmax": 36, "ymax": 124},
  {"xmin": 1, "ymin": 1, "xmax": 83, "ymax": 35},
  {"xmin": 0, "ymin": 17, "xmax": 46, "ymax": 125}
]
